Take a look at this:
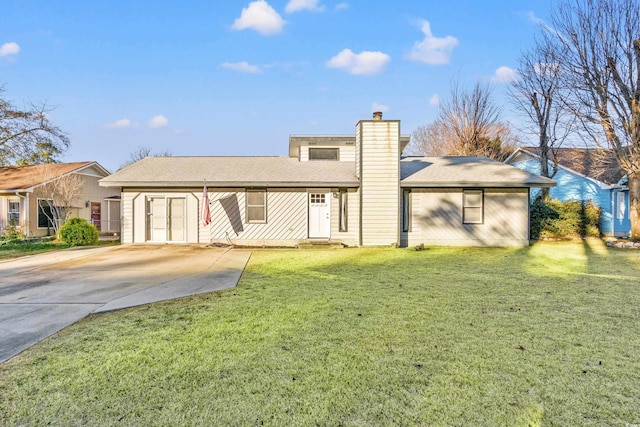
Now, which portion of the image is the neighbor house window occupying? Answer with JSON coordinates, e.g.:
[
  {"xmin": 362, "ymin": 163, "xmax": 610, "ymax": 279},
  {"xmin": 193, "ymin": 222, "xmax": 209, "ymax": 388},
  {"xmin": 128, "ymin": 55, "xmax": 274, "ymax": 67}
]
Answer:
[
  {"xmin": 309, "ymin": 148, "xmax": 339, "ymax": 161},
  {"xmin": 463, "ymin": 190, "xmax": 483, "ymax": 224},
  {"xmin": 37, "ymin": 199, "xmax": 55, "ymax": 229},
  {"xmin": 617, "ymin": 191, "xmax": 626, "ymax": 220},
  {"xmin": 339, "ymin": 189, "xmax": 348, "ymax": 232},
  {"xmin": 246, "ymin": 190, "xmax": 267, "ymax": 223},
  {"xmin": 8, "ymin": 201, "xmax": 19, "ymax": 224},
  {"xmin": 402, "ymin": 190, "xmax": 411, "ymax": 232}
]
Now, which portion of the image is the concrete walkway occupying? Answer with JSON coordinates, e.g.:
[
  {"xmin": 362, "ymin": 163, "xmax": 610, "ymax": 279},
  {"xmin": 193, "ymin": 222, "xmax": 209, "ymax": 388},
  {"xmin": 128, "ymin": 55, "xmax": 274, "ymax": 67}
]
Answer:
[{"xmin": 0, "ymin": 245, "xmax": 251, "ymax": 363}]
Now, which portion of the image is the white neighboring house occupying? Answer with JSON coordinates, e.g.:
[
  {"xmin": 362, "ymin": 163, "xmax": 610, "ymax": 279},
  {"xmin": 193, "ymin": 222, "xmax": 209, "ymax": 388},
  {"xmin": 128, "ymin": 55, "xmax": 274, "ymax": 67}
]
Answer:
[
  {"xmin": 100, "ymin": 114, "xmax": 555, "ymax": 247},
  {"xmin": 0, "ymin": 162, "xmax": 120, "ymax": 237}
]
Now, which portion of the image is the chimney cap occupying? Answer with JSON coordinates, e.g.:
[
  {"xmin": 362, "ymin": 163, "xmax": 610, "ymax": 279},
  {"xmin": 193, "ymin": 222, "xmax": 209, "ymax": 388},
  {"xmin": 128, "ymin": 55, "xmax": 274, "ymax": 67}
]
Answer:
[{"xmin": 373, "ymin": 111, "xmax": 383, "ymax": 121}]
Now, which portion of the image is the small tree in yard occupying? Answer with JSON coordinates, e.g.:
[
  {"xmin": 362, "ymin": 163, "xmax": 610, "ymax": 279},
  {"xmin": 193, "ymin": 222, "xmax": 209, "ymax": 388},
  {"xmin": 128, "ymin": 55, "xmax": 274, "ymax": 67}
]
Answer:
[{"xmin": 34, "ymin": 171, "xmax": 84, "ymax": 237}]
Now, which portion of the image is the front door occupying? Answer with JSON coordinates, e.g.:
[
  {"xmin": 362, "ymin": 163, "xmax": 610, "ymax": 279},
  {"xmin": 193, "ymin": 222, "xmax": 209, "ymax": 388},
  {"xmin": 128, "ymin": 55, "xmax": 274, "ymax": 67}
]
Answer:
[
  {"xmin": 90, "ymin": 202, "xmax": 101, "ymax": 231},
  {"xmin": 146, "ymin": 196, "xmax": 186, "ymax": 242},
  {"xmin": 308, "ymin": 193, "xmax": 330, "ymax": 238}
]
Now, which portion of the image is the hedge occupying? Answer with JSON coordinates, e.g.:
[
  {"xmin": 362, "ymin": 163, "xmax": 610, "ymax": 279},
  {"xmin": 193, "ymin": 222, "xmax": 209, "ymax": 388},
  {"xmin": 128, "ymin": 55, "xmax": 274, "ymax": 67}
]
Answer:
[{"xmin": 530, "ymin": 198, "xmax": 601, "ymax": 239}]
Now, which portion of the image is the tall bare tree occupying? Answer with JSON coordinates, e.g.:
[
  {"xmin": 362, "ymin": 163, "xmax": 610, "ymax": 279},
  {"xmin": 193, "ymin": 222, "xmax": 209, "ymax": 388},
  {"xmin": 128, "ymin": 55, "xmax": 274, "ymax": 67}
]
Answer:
[
  {"xmin": 0, "ymin": 87, "xmax": 69, "ymax": 166},
  {"xmin": 406, "ymin": 81, "xmax": 518, "ymax": 160},
  {"xmin": 119, "ymin": 145, "xmax": 172, "ymax": 169},
  {"xmin": 508, "ymin": 42, "xmax": 575, "ymax": 198},
  {"xmin": 34, "ymin": 169, "xmax": 84, "ymax": 237},
  {"xmin": 543, "ymin": 0, "xmax": 640, "ymax": 238}
]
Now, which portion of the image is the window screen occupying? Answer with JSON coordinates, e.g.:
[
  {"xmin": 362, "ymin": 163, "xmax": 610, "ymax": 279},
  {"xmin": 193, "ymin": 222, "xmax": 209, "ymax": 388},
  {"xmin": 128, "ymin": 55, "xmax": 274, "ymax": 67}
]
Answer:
[
  {"xmin": 463, "ymin": 190, "xmax": 483, "ymax": 224},
  {"xmin": 246, "ymin": 190, "xmax": 266, "ymax": 223}
]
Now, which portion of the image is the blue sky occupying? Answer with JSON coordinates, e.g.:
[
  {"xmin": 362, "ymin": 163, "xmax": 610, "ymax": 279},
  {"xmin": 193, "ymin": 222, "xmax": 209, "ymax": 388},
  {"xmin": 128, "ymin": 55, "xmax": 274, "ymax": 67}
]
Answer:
[{"xmin": 1, "ymin": 0, "xmax": 552, "ymax": 172}]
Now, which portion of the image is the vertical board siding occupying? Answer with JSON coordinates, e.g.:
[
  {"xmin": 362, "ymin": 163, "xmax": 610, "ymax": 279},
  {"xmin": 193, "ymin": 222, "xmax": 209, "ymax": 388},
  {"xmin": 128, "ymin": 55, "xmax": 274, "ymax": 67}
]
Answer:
[
  {"xmin": 205, "ymin": 189, "xmax": 307, "ymax": 243},
  {"xmin": 358, "ymin": 121, "xmax": 400, "ymax": 245},
  {"xmin": 408, "ymin": 188, "xmax": 529, "ymax": 246}
]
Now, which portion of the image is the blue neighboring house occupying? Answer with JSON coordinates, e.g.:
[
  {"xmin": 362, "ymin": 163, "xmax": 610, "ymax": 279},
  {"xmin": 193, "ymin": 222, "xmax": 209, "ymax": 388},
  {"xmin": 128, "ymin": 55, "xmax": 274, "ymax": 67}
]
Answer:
[{"xmin": 506, "ymin": 147, "xmax": 630, "ymax": 237}]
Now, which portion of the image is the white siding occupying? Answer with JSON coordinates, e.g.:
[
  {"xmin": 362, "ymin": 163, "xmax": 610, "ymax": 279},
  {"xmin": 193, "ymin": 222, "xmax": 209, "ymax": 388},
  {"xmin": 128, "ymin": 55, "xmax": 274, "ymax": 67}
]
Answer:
[
  {"xmin": 357, "ymin": 120, "xmax": 400, "ymax": 246},
  {"xmin": 204, "ymin": 188, "xmax": 308, "ymax": 245},
  {"xmin": 405, "ymin": 188, "xmax": 529, "ymax": 246}
]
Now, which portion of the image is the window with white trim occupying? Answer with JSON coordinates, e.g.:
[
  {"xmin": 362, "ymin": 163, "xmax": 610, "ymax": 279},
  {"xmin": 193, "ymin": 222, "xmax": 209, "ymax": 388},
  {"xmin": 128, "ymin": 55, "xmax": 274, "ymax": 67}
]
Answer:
[
  {"xmin": 246, "ymin": 190, "xmax": 267, "ymax": 223},
  {"xmin": 8, "ymin": 201, "xmax": 20, "ymax": 225},
  {"xmin": 463, "ymin": 190, "xmax": 483, "ymax": 224},
  {"xmin": 339, "ymin": 189, "xmax": 348, "ymax": 232},
  {"xmin": 402, "ymin": 190, "xmax": 411, "ymax": 232},
  {"xmin": 616, "ymin": 191, "xmax": 626, "ymax": 220},
  {"xmin": 309, "ymin": 148, "xmax": 339, "ymax": 161}
]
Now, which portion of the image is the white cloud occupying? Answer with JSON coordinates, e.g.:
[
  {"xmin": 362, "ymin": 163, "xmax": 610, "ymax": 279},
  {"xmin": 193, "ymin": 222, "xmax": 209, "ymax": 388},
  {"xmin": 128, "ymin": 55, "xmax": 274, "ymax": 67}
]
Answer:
[
  {"xmin": 285, "ymin": 0, "xmax": 324, "ymax": 13},
  {"xmin": 326, "ymin": 49, "xmax": 390, "ymax": 75},
  {"xmin": 525, "ymin": 11, "xmax": 546, "ymax": 25},
  {"xmin": 406, "ymin": 20, "xmax": 458, "ymax": 65},
  {"xmin": 148, "ymin": 115, "xmax": 169, "ymax": 128},
  {"xmin": 222, "ymin": 61, "xmax": 263, "ymax": 74},
  {"xmin": 232, "ymin": 0, "xmax": 285, "ymax": 36},
  {"xmin": 371, "ymin": 102, "xmax": 389, "ymax": 113},
  {"xmin": 428, "ymin": 94, "xmax": 440, "ymax": 106},
  {"xmin": 492, "ymin": 66, "xmax": 518, "ymax": 83},
  {"xmin": 335, "ymin": 2, "xmax": 348, "ymax": 10},
  {"xmin": 105, "ymin": 118, "xmax": 132, "ymax": 129},
  {"xmin": 0, "ymin": 42, "xmax": 20, "ymax": 57}
]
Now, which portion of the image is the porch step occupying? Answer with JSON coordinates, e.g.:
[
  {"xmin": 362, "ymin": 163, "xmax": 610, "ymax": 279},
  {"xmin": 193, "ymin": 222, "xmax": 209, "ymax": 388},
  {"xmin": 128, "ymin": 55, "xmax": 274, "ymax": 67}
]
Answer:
[{"xmin": 297, "ymin": 240, "xmax": 346, "ymax": 249}]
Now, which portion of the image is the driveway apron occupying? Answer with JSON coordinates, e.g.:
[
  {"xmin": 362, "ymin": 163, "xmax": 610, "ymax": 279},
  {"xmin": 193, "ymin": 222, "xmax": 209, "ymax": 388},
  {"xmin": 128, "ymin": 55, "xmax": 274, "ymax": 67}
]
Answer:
[{"xmin": 0, "ymin": 245, "xmax": 250, "ymax": 363}]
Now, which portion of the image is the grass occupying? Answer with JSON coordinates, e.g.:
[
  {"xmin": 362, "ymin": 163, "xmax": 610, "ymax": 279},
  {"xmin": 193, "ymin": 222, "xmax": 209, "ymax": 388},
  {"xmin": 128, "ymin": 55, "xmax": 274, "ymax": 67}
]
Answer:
[
  {"xmin": 1, "ymin": 240, "xmax": 639, "ymax": 425},
  {"xmin": 0, "ymin": 241, "xmax": 70, "ymax": 259},
  {"xmin": 0, "ymin": 239, "xmax": 119, "ymax": 260}
]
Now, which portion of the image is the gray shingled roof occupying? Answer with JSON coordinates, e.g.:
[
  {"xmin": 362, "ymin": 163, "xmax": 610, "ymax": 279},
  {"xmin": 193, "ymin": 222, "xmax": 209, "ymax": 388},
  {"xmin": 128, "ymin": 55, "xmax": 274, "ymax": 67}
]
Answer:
[
  {"xmin": 401, "ymin": 156, "xmax": 556, "ymax": 188},
  {"xmin": 100, "ymin": 156, "xmax": 359, "ymax": 187}
]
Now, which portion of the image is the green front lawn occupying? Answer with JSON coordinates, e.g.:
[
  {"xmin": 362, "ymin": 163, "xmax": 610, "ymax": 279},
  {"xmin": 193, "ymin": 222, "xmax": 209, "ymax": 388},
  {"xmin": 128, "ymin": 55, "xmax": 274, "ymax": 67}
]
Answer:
[
  {"xmin": 0, "ymin": 239, "xmax": 118, "ymax": 260},
  {"xmin": 1, "ymin": 241, "xmax": 639, "ymax": 425}
]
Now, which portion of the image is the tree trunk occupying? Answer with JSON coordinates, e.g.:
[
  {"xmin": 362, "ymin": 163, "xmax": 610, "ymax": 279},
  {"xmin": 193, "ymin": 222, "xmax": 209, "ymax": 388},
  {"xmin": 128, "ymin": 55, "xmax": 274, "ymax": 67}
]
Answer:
[{"xmin": 629, "ymin": 174, "xmax": 640, "ymax": 241}]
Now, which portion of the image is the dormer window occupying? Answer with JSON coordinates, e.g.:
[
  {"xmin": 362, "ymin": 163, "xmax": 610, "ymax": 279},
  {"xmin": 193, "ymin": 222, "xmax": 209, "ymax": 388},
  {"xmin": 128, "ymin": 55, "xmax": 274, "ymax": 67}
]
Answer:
[{"xmin": 309, "ymin": 148, "xmax": 339, "ymax": 161}]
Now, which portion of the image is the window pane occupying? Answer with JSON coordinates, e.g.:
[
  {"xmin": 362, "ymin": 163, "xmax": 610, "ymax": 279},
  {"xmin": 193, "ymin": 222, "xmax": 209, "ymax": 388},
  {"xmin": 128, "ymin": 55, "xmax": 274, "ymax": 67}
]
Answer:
[
  {"xmin": 464, "ymin": 207, "xmax": 482, "ymax": 223},
  {"xmin": 247, "ymin": 206, "xmax": 265, "ymax": 222},
  {"xmin": 309, "ymin": 148, "xmax": 339, "ymax": 161},
  {"xmin": 464, "ymin": 192, "xmax": 482, "ymax": 207},
  {"xmin": 38, "ymin": 201, "xmax": 54, "ymax": 228},
  {"xmin": 339, "ymin": 190, "xmax": 348, "ymax": 232},
  {"xmin": 247, "ymin": 191, "xmax": 265, "ymax": 206}
]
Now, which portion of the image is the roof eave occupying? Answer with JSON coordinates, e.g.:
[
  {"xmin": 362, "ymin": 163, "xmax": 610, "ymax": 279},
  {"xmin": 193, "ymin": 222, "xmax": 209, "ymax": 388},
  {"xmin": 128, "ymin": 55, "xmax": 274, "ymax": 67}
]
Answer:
[
  {"xmin": 101, "ymin": 180, "xmax": 361, "ymax": 188},
  {"xmin": 401, "ymin": 181, "xmax": 556, "ymax": 188}
]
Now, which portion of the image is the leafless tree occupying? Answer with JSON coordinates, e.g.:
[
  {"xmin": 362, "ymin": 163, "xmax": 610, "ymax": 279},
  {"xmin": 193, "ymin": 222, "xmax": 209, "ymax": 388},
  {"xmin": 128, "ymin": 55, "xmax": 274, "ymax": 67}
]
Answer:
[
  {"xmin": 119, "ymin": 145, "xmax": 172, "ymax": 169},
  {"xmin": 34, "ymin": 168, "xmax": 84, "ymax": 237},
  {"xmin": 406, "ymin": 81, "xmax": 518, "ymax": 160},
  {"xmin": 0, "ymin": 87, "xmax": 69, "ymax": 166},
  {"xmin": 543, "ymin": 0, "xmax": 640, "ymax": 238},
  {"xmin": 508, "ymin": 41, "xmax": 576, "ymax": 198}
]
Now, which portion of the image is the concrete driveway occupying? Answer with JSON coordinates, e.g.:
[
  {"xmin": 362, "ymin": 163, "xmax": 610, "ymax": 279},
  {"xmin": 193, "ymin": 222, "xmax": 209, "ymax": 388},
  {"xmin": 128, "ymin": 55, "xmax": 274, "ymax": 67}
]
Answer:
[{"xmin": 0, "ymin": 245, "xmax": 251, "ymax": 363}]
